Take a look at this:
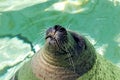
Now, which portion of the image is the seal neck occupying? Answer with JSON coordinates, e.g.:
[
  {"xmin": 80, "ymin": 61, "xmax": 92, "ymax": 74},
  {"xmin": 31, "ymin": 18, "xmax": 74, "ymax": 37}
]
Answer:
[
  {"xmin": 31, "ymin": 48, "xmax": 80, "ymax": 80},
  {"xmin": 41, "ymin": 48, "xmax": 72, "ymax": 67},
  {"xmin": 41, "ymin": 41, "xmax": 97, "ymax": 75},
  {"xmin": 36, "ymin": 35, "xmax": 97, "ymax": 76}
]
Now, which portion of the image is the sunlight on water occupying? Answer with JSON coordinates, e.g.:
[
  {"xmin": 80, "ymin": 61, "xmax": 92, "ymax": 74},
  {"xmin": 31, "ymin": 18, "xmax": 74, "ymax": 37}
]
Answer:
[
  {"xmin": 0, "ymin": 0, "xmax": 47, "ymax": 12},
  {"xmin": 45, "ymin": 0, "xmax": 97, "ymax": 14},
  {"xmin": 109, "ymin": 0, "xmax": 120, "ymax": 6},
  {"xmin": 114, "ymin": 33, "xmax": 120, "ymax": 44},
  {"xmin": 84, "ymin": 34, "xmax": 108, "ymax": 56},
  {"xmin": 0, "ymin": 37, "xmax": 34, "ymax": 80}
]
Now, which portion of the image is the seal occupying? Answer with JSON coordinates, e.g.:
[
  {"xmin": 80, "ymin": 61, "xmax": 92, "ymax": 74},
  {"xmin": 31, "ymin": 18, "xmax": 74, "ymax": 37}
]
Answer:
[{"xmin": 11, "ymin": 25, "xmax": 120, "ymax": 80}]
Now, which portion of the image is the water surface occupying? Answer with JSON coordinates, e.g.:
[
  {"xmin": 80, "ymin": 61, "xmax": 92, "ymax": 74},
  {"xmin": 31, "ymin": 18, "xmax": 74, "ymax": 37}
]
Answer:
[{"xmin": 0, "ymin": 0, "xmax": 120, "ymax": 80}]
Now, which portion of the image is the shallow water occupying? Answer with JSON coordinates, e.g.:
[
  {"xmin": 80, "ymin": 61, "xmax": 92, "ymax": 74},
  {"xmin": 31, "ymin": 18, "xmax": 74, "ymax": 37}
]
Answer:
[{"xmin": 0, "ymin": 0, "xmax": 120, "ymax": 80}]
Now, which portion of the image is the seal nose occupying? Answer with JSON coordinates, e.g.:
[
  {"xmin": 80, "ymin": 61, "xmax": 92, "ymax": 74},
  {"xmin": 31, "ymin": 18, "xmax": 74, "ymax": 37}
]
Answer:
[
  {"xmin": 45, "ymin": 25, "xmax": 68, "ymax": 51},
  {"xmin": 45, "ymin": 25, "xmax": 67, "ymax": 40},
  {"xmin": 54, "ymin": 25, "xmax": 66, "ymax": 33}
]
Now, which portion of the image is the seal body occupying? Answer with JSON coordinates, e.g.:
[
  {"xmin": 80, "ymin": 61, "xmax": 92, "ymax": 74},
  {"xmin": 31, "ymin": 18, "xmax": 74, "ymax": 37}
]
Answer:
[
  {"xmin": 31, "ymin": 49, "xmax": 79, "ymax": 80},
  {"xmin": 11, "ymin": 25, "xmax": 120, "ymax": 80}
]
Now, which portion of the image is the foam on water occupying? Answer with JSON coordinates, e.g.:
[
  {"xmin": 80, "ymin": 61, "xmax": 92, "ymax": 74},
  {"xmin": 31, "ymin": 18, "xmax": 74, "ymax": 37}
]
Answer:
[{"xmin": 0, "ymin": 37, "xmax": 35, "ymax": 80}]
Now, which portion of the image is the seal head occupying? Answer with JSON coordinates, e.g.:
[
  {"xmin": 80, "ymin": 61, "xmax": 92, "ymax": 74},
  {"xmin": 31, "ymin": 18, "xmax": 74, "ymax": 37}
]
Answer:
[
  {"xmin": 45, "ymin": 25, "xmax": 67, "ymax": 53},
  {"xmin": 45, "ymin": 25, "xmax": 87, "ymax": 56},
  {"xmin": 32, "ymin": 25, "xmax": 96, "ymax": 80},
  {"xmin": 44, "ymin": 25, "xmax": 96, "ymax": 73}
]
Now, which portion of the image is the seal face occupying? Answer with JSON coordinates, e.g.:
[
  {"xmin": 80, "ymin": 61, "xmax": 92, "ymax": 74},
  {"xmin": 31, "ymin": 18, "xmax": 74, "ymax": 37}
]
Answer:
[
  {"xmin": 45, "ymin": 25, "xmax": 68, "ymax": 53},
  {"xmin": 45, "ymin": 25, "xmax": 87, "ymax": 56}
]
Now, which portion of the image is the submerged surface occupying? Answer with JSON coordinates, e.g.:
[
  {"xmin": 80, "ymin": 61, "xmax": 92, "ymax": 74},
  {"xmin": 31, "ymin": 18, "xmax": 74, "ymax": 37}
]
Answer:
[{"xmin": 0, "ymin": 0, "xmax": 120, "ymax": 80}]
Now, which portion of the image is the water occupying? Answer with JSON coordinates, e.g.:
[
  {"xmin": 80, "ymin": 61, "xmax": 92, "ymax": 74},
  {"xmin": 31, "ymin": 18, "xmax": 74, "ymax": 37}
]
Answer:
[{"xmin": 0, "ymin": 0, "xmax": 120, "ymax": 80}]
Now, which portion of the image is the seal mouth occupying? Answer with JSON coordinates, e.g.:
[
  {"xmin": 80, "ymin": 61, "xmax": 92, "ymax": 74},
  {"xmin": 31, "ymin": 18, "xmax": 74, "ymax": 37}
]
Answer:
[{"xmin": 45, "ymin": 25, "xmax": 67, "ymax": 47}]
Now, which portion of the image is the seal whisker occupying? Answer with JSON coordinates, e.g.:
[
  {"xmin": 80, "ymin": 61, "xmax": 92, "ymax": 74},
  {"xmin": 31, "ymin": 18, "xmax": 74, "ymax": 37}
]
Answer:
[
  {"xmin": 59, "ymin": 40, "xmax": 74, "ymax": 73},
  {"xmin": 66, "ymin": 24, "xmax": 71, "ymax": 30},
  {"xmin": 64, "ymin": 41, "xmax": 76, "ymax": 73},
  {"xmin": 55, "ymin": 39, "xmax": 68, "ymax": 54},
  {"xmin": 55, "ymin": 38, "xmax": 76, "ymax": 72},
  {"xmin": 58, "ymin": 39, "xmax": 71, "ymax": 72},
  {"xmin": 33, "ymin": 29, "xmax": 46, "ymax": 45},
  {"xmin": 34, "ymin": 34, "xmax": 45, "ymax": 45},
  {"xmin": 68, "ymin": 40, "xmax": 77, "ymax": 72},
  {"xmin": 67, "ymin": 49, "xmax": 76, "ymax": 73}
]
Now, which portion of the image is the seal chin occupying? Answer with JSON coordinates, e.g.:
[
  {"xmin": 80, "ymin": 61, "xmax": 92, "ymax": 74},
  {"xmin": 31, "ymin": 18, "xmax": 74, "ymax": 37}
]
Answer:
[{"xmin": 46, "ymin": 36, "xmax": 57, "ymax": 47}]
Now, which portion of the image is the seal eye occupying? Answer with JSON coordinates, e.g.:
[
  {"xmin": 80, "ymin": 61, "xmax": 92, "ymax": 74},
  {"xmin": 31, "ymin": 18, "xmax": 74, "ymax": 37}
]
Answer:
[
  {"xmin": 59, "ymin": 28, "xmax": 66, "ymax": 32},
  {"xmin": 54, "ymin": 25, "xmax": 62, "ymax": 30},
  {"xmin": 53, "ymin": 25, "xmax": 67, "ymax": 34}
]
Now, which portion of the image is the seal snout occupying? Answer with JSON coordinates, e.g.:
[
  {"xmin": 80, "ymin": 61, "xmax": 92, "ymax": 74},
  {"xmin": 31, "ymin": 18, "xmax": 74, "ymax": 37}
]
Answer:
[{"xmin": 45, "ymin": 25, "xmax": 67, "ymax": 45}]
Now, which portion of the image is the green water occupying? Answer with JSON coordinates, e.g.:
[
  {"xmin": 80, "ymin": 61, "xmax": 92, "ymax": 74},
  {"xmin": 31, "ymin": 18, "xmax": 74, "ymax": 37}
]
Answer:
[{"xmin": 0, "ymin": 0, "xmax": 120, "ymax": 80}]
